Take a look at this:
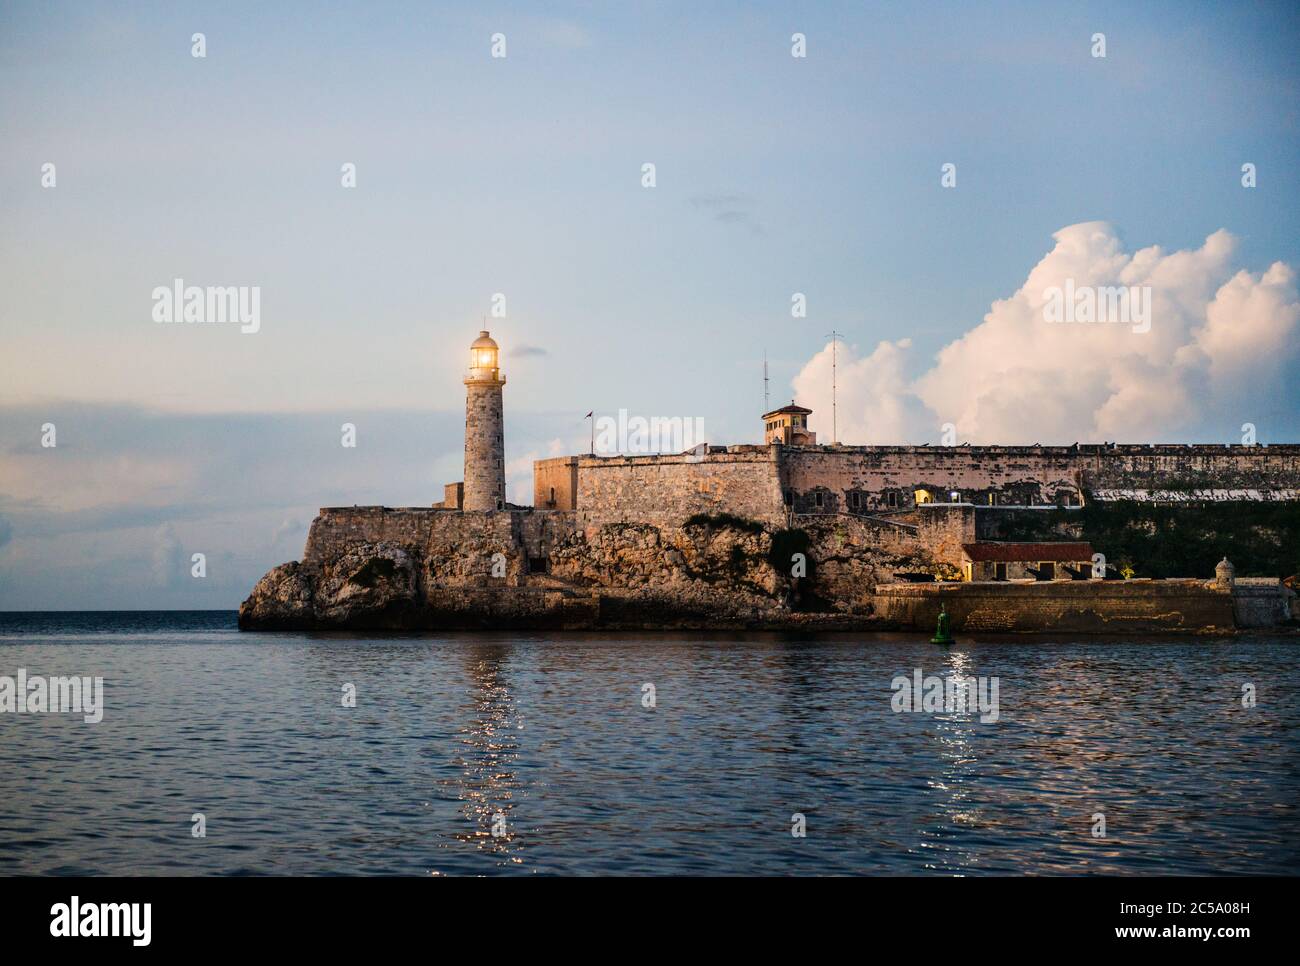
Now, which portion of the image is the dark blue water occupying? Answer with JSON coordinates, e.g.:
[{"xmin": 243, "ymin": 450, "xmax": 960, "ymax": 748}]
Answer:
[{"xmin": 0, "ymin": 611, "xmax": 1296, "ymax": 875}]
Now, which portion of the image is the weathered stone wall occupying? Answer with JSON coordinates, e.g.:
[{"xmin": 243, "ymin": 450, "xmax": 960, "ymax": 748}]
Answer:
[
  {"xmin": 1231, "ymin": 578, "xmax": 1297, "ymax": 628},
  {"xmin": 572, "ymin": 447, "xmax": 786, "ymax": 528},
  {"xmin": 872, "ymin": 579, "xmax": 1238, "ymax": 634},
  {"xmin": 302, "ymin": 506, "xmax": 572, "ymax": 587},
  {"xmin": 781, "ymin": 443, "xmax": 1300, "ymax": 510},
  {"xmin": 1082, "ymin": 444, "xmax": 1300, "ymax": 500},
  {"xmin": 912, "ymin": 504, "xmax": 976, "ymax": 570},
  {"xmin": 779, "ymin": 446, "xmax": 1084, "ymax": 512},
  {"xmin": 432, "ymin": 482, "xmax": 463, "ymax": 510},
  {"xmin": 533, "ymin": 456, "xmax": 578, "ymax": 510},
  {"xmin": 552, "ymin": 443, "xmax": 1300, "ymax": 521},
  {"xmin": 463, "ymin": 380, "xmax": 505, "ymax": 511},
  {"xmin": 303, "ymin": 507, "xmax": 442, "ymax": 567}
]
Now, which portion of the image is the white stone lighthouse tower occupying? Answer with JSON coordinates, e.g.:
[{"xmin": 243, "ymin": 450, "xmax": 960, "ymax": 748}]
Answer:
[{"xmin": 463, "ymin": 330, "xmax": 507, "ymax": 511}]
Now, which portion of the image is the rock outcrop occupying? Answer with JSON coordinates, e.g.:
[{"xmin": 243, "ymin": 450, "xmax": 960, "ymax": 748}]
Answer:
[{"xmin": 238, "ymin": 507, "xmax": 950, "ymax": 631}]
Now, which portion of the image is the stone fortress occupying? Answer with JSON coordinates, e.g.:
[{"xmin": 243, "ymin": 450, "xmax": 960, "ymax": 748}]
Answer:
[{"xmin": 240, "ymin": 331, "xmax": 1300, "ymax": 632}]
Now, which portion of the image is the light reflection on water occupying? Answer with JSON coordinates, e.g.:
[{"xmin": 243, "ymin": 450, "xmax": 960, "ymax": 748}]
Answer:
[
  {"xmin": 443, "ymin": 645, "xmax": 525, "ymax": 866},
  {"xmin": 0, "ymin": 612, "xmax": 1296, "ymax": 876}
]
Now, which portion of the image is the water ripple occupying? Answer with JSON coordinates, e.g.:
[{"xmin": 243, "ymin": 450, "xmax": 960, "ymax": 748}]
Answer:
[{"xmin": 0, "ymin": 614, "xmax": 1297, "ymax": 874}]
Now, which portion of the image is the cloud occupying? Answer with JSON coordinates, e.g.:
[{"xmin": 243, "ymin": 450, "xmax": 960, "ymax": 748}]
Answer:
[
  {"xmin": 0, "ymin": 404, "xmax": 583, "ymax": 608},
  {"xmin": 793, "ymin": 337, "xmax": 929, "ymax": 444},
  {"xmin": 687, "ymin": 194, "xmax": 764, "ymax": 236},
  {"xmin": 511, "ymin": 344, "xmax": 549, "ymax": 358},
  {"xmin": 791, "ymin": 223, "xmax": 1300, "ymax": 444},
  {"xmin": 272, "ymin": 517, "xmax": 306, "ymax": 550}
]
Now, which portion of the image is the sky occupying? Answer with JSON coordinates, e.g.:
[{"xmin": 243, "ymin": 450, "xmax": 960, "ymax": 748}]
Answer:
[{"xmin": 1, "ymin": 0, "xmax": 1298, "ymax": 608}]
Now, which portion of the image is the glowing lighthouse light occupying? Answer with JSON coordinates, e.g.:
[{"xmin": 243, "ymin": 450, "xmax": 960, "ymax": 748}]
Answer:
[{"xmin": 470, "ymin": 331, "xmax": 500, "ymax": 375}]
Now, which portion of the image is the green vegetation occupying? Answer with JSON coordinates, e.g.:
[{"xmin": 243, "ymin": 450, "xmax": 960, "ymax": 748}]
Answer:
[{"xmin": 988, "ymin": 502, "xmax": 1300, "ymax": 578}]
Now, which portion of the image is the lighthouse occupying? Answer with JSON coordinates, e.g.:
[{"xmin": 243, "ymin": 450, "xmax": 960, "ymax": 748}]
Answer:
[{"xmin": 462, "ymin": 330, "xmax": 507, "ymax": 511}]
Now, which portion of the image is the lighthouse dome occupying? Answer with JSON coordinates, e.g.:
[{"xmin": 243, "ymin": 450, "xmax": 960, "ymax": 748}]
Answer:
[{"xmin": 467, "ymin": 330, "xmax": 503, "ymax": 379}]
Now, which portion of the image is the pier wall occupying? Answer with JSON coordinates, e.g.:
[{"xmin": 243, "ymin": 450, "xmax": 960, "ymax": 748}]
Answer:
[{"xmin": 871, "ymin": 580, "xmax": 1238, "ymax": 634}]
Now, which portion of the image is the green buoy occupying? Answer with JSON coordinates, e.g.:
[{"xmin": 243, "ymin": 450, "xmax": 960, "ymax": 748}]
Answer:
[{"xmin": 930, "ymin": 604, "xmax": 955, "ymax": 645}]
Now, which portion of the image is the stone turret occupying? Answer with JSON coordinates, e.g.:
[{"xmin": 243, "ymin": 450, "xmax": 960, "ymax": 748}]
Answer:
[
  {"xmin": 1214, "ymin": 556, "xmax": 1235, "ymax": 590},
  {"xmin": 463, "ymin": 330, "xmax": 506, "ymax": 511}
]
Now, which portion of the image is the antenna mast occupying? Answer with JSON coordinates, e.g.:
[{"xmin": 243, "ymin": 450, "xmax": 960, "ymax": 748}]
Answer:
[
  {"xmin": 825, "ymin": 330, "xmax": 842, "ymax": 444},
  {"xmin": 763, "ymin": 350, "xmax": 770, "ymax": 412}
]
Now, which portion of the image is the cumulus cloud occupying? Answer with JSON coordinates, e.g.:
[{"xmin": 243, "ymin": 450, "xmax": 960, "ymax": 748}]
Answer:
[
  {"xmin": 792, "ymin": 338, "xmax": 930, "ymax": 444},
  {"xmin": 792, "ymin": 223, "xmax": 1300, "ymax": 444}
]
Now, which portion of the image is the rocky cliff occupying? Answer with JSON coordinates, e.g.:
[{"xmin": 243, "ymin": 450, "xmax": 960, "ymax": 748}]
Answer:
[{"xmin": 238, "ymin": 507, "xmax": 951, "ymax": 630}]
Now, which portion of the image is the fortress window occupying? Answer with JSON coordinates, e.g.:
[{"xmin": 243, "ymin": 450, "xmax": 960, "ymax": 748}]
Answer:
[
  {"xmin": 887, "ymin": 492, "xmax": 898, "ymax": 508},
  {"xmin": 784, "ymin": 490, "xmax": 793, "ymax": 506},
  {"xmin": 549, "ymin": 487, "xmax": 556, "ymax": 505},
  {"xmin": 815, "ymin": 491, "xmax": 823, "ymax": 508},
  {"xmin": 995, "ymin": 562, "xmax": 1007, "ymax": 581},
  {"xmin": 1039, "ymin": 562, "xmax": 1056, "ymax": 580},
  {"xmin": 850, "ymin": 492, "xmax": 859, "ymax": 509}
]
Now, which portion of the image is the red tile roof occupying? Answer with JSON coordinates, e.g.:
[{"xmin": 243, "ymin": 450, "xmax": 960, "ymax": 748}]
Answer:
[
  {"xmin": 962, "ymin": 542, "xmax": 1094, "ymax": 562},
  {"xmin": 762, "ymin": 404, "xmax": 813, "ymax": 418}
]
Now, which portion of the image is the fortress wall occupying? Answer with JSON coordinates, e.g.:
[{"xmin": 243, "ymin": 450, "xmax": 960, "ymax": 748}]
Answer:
[
  {"xmin": 423, "ymin": 510, "xmax": 561, "ymax": 587},
  {"xmin": 533, "ymin": 444, "xmax": 1300, "ymax": 523},
  {"xmin": 534, "ymin": 457, "xmax": 578, "ymax": 510},
  {"xmin": 775, "ymin": 444, "xmax": 1300, "ymax": 511},
  {"xmin": 303, "ymin": 507, "xmax": 443, "ymax": 566},
  {"xmin": 779, "ymin": 447, "xmax": 1083, "ymax": 512},
  {"xmin": 572, "ymin": 449, "xmax": 785, "ymax": 527},
  {"xmin": 1231, "ymin": 578, "xmax": 1297, "ymax": 628},
  {"xmin": 1083, "ymin": 444, "xmax": 1300, "ymax": 497},
  {"xmin": 913, "ymin": 504, "xmax": 977, "ymax": 567},
  {"xmin": 871, "ymin": 579, "xmax": 1236, "ymax": 633},
  {"xmin": 303, "ymin": 507, "xmax": 548, "ymax": 586}
]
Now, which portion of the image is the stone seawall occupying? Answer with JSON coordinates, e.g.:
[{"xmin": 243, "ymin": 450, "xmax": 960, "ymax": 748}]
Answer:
[{"xmin": 871, "ymin": 580, "xmax": 1238, "ymax": 634}]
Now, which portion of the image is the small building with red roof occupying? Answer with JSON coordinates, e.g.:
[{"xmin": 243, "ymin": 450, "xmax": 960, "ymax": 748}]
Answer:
[{"xmin": 961, "ymin": 542, "xmax": 1096, "ymax": 582}]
